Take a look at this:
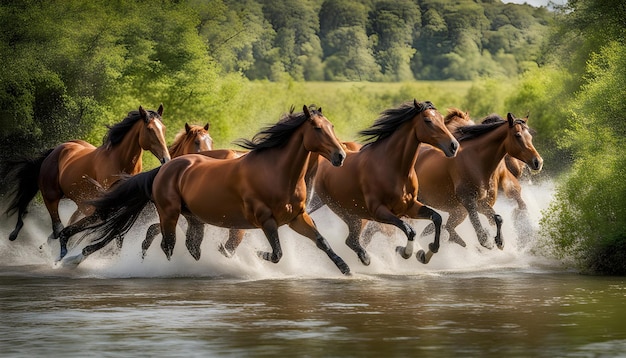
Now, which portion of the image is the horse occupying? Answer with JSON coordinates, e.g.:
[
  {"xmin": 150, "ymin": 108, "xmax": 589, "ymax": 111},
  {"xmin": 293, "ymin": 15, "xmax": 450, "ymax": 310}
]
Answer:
[
  {"xmin": 413, "ymin": 112, "xmax": 543, "ymax": 249},
  {"xmin": 2, "ymin": 105, "xmax": 170, "ymax": 249},
  {"xmin": 168, "ymin": 123, "xmax": 213, "ymax": 157},
  {"xmin": 59, "ymin": 105, "xmax": 351, "ymax": 275},
  {"xmin": 57, "ymin": 121, "xmax": 215, "ymax": 257},
  {"xmin": 443, "ymin": 108, "xmax": 531, "ymax": 214},
  {"xmin": 309, "ymin": 100, "xmax": 459, "ymax": 266}
]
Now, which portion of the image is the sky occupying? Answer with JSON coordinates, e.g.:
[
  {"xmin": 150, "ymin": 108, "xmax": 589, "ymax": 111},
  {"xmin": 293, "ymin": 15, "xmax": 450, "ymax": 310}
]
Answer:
[{"xmin": 501, "ymin": 0, "xmax": 567, "ymax": 7}]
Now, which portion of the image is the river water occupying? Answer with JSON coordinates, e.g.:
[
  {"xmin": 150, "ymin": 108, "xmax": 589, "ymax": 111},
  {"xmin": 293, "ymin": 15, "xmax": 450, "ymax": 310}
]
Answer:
[{"xmin": 1, "ymin": 181, "xmax": 625, "ymax": 357}]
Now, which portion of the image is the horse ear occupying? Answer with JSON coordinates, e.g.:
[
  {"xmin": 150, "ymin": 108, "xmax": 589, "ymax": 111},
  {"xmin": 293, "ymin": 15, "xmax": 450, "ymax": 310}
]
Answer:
[
  {"xmin": 318, "ymin": 107, "xmax": 322, "ymax": 114},
  {"xmin": 158, "ymin": 103, "xmax": 164, "ymax": 116},
  {"xmin": 204, "ymin": 123, "xmax": 210, "ymax": 131},
  {"xmin": 139, "ymin": 105, "xmax": 149, "ymax": 122},
  {"xmin": 507, "ymin": 113, "xmax": 515, "ymax": 127},
  {"xmin": 303, "ymin": 105, "xmax": 311, "ymax": 118},
  {"xmin": 413, "ymin": 99, "xmax": 418, "ymax": 108},
  {"xmin": 185, "ymin": 123, "xmax": 191, "ymax": 133}
]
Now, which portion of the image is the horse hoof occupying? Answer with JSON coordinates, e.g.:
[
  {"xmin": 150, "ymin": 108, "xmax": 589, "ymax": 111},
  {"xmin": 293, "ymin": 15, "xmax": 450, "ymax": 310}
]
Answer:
[
  {"xmin": 8, "ymin": 232, "xmax": 18, "ymax": 241},
  {"xmin": 338, "ymin": 261, "xmax": 351, "ymax": 275},
  {"xmin": 495, "ymin": 239, "xmax": 504, "ymax": 250},
  {"xmin": 416, "ymin": 250, "xmax": 427, "ymax": 264},
  {"xmin": 428, "ymin": 242, "xmax": 439, "ymax": 254},
  {"xmin": 395, "ymin": 246, "xmax": 411, "ymax": 259},
  {"xmin": 60, "ymin": 253, "xmax": 85, "ymax": 267},
  {"xmin": 358, "ymin": 252, "xmax": 371, "ymax": 266},
  {"xmin": 449, "ymin": 237, "xmax": 466, "ymax": 247}
]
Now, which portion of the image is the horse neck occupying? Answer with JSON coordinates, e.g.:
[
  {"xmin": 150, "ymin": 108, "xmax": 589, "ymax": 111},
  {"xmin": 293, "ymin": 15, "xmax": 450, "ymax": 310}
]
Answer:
[
  {"xmin": 253, "ymin": 129, "xmax": 311, "ymax": 190},
  {"xmin": 105, "ymin": 122, "xmax": 144, "ymax": 174},
  {"xmin": 463, "ymin": 124, "xmax": 509, "ymax": 177},
  {"xmin": 374, "ymin": 123, "xmax": 421, "ymax": 177}
]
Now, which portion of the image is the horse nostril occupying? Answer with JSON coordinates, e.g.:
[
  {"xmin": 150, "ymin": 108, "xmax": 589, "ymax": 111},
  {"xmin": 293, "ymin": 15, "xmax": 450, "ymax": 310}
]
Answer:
[{"xmin": 451, "ymin": 141, "xmax": 459, "ymax": 153}]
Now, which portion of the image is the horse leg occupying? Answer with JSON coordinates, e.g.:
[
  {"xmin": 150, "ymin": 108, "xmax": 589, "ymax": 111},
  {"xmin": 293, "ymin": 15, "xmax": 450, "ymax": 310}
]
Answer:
[
  {"xmin": 57, "ymin": 213, "xmax": 101, "ymax": 259},
  {"xmin": 444, "ymin": 207, "xmax": 468, "ymax": 248},
  {"xmin": 288, "ymin": 213, "xmax": 350, "ymax": 275},
  {"xmin": 405, "ymin": 205, "xmax": 442, "ymax": 264},
  {"xmin": 476, "ymin": 200, "xmax": 504, "ymax": 250},
  {"xmin": 460, "ymin": 197, "xmax": 494, "ymax": 250},
  {"xmin": 370, "ymin": 206, "xmax": 421, "ymax": 261},
  {"xmin": 361, "ymin": 221, "xmax": 394, "ymax": 248},
  {"xmin": 183, "ymin": 214, "xmax": 205, "ymax": 261},
  {"xmin": 257, "ymin": 218, "xmax": 282, "ymax": 263},
  {"xmin": 218, "ymin": 229, "xmax": 244, "ymax": 258},
  {"xmin": 141, "ymin": 223, "xmax": 161, "ymax": 260},
  {"xmin": 333, "ymin": 211, "xmax": 369, "ymax": 266}
]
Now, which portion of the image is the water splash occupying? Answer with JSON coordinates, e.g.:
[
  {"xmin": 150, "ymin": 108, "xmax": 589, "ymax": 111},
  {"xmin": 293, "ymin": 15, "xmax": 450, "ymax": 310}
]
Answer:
[{"xmin": 0, "ymin": 180, "xmax": 559, "ymax": 279}]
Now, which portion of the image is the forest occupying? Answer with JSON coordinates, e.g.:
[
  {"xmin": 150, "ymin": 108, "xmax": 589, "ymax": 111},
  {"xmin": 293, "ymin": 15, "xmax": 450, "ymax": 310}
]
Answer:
[{"xmin": 0, "ymin": 0, "xmax": 625, "ymax": 274}]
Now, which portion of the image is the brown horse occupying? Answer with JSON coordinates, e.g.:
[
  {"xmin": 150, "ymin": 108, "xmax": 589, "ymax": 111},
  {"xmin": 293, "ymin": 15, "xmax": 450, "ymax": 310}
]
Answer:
[
  {"xmin": 60, "ymin": 105, "xmax": 351, "ymax": 275},
  {"xmin": 58, "ymin": 121, "xmax": 215, "ymax": 257},
  {"xmin": 309, "ymin": 100, "xmax": 459, "ymax": 266},
  {"xmin": 168, "ymin": 123, "xmax": 213, "ymax": 157},
  {"xmin": 414, "ymin": 112, "xmax": 543, "ymax": 249},
  {"xmin": 3, "ymin": 105, "xmax": 170, "ymax": 249},
  {"xmin": 444, "ymin": 108, "xmax": 531, "ymax": 213}
]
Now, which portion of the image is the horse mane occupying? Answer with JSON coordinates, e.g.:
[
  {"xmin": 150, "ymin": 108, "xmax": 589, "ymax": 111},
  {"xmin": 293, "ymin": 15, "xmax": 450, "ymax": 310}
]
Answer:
[
  {"xmin": 168, "ymin": 125, "xmax": 203, "ymax": 154},
  {"xmin": 457, "ymin": 114, "xmax": 530, "ymax": 141},
  {"xmin": 102, "ymin": 109, "xmax": 162, "ymax": 148},
  {"xmin": 444, "ymin": 108, "xmax": 470, "ymax": 125},
  {"xmin": 359, "ymin": 100, "xmax": 436, "ymax": 144},
  {"xmin": 234, "ymin": 105, "xmax": 320, "ymax": 151}
]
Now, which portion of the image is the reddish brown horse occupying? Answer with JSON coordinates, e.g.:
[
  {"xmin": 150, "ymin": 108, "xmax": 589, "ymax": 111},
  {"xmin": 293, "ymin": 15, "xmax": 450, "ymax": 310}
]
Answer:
[
  {"xmin": 57, "ymin": 121, "xmax": 214, "ymax": 257},
  {"xmin": 444, "ymin": 108, "xmax": 530, "ymax": 213},
  {"xmin": 414, "ymin": 112, "xmax": 543, "ymax": 249},
  {"xmin": 60, "ymin": 105, "xmax": 351, "ymax": 275},
  {"xmin": 309, "ymin": 100, "xmax": 459, "ymax": 266},
  {"xmin": 168, "ymin": 123, "xmax": 213, "ymax": 157},
  {"xmin": 3, "ymin": 105, "xmax": 170, "ymax": 249}
]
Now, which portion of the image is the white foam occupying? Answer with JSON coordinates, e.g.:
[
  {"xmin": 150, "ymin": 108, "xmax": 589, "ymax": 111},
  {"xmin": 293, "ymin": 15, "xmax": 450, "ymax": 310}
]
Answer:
[{"xmin": 0, "ymin": 179, "xmax": 560, "ymax": 279}]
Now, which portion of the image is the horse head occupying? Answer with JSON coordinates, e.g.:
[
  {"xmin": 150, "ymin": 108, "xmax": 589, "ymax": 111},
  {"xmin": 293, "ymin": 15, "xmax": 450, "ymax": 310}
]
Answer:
[
  {"xmin": 138, "ymin": 104, "xmax": 170, "ymax": 164},
  {"xmin": 505, "ymin": 113, "xmax": 543, "ymax": 172},
  {"xmin": 414, "ymin": 100, "xmax": 458, "ymax": 157},
  {"xmin": 302, "ymin": 105, "xmax": 346, "ymax": 167}
]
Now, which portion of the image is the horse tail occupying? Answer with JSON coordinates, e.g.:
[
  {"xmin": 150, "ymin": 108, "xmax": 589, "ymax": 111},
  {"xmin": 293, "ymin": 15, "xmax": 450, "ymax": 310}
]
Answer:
[
  {"xmin": 2, "ymin": 149, "xmax": 54, "ymax": 218},
  {"xmin": 79, "ymin": 167, "xmax": 161, "ymax": 249}
]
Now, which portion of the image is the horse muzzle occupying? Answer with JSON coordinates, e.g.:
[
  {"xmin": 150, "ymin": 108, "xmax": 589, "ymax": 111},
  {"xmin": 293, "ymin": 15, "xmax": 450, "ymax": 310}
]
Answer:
[
  {"xmin": 160, "ymin": 155, "xmax": 171, "ymax": 165},
  {"xmin": 331, "ymin": 150, "xmax": 346, "ymax": 167},
  {"xmin": 442, "ymin": 139, "xmax": 459, "ymax": 158},
  {"xmin": 529, "ymin": 156, "xmax": 543, "ymax": 172}
]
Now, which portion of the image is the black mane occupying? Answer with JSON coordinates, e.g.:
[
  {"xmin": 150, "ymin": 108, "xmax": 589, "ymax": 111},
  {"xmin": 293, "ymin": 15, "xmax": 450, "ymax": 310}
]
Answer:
[
  {"xmin": 456, "ymin": 114, "xmax": 530, "ymax": 141},
  {"xmin": 359, "ymin": 100, "xmax": 436, "ymax": 144},
  {"xmin": 103, "ymin": 109, "xmax": 162, "ymax": 148},
  {"xmin": 235, "ymin": 106, "xmax": 319, "ymax": 151}
]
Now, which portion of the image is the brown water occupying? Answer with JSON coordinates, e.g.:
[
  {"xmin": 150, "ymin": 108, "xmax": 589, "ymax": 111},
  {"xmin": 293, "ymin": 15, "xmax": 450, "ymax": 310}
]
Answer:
[{"xmin": 1, "ymin": 181, "xmax": 626, "ymax": 357}]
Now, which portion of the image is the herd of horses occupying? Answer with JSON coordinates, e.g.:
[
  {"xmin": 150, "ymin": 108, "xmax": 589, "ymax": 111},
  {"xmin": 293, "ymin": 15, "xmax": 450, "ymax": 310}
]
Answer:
[{"xmin": 2, "ymin": 101, "xmax": 543, "ymax": 275}]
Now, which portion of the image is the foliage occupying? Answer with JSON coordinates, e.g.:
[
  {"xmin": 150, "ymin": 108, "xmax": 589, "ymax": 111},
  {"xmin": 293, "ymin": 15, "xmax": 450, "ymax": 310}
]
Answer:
[{"xmin": 538, "ymin": 0, "xmax": 626, "ymax": 274}]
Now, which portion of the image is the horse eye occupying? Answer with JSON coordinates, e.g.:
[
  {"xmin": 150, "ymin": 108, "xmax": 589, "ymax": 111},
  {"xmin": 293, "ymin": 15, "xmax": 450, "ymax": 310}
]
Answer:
[{"xmin": 515, "ymin": 132, "xmax": 522, "ymax": 138}]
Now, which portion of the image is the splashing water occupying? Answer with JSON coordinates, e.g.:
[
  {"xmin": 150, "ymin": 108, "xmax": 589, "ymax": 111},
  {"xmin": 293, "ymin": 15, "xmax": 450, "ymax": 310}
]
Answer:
[{"xmin": 0, "ymin": 180, "xmax": 559, "ymax": 279}]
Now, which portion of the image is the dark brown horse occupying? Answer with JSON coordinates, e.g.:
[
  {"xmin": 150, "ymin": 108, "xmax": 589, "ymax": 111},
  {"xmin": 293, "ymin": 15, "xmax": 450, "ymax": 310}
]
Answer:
[
  {"xmin": 414, "ymin": 112, "xmax": 543, "ymax": 249},
  {"xmin": 3, "ymin": 105, "xmax": 170, "ymax": 249},
  {"xmin": 60, "ymin": 105, "xmax": 351, "ymax": 275},
  {"xmin": 309, "ymin": 100, "xmax": 459, "ymax": 266}
]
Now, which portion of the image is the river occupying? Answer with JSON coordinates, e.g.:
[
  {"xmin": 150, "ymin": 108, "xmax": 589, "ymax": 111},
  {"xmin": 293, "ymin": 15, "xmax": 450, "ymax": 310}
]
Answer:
[{"xmin": 1, "ymin": 181, "xmax": 625, "ymax": 357}]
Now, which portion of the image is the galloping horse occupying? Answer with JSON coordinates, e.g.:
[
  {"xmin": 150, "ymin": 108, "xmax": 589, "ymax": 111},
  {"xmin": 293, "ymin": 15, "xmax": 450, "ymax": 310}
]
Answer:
[
  {"xmin": 310, "ymin": 100, "xmax": 459, "ymax": 266},
  {"xmin": 3, "ymin": 105, "xmax": 170, "ymax": 247},
  {"xmin": 444, "ymin": 108, "xmax": 531, "ymax": 214},
  {"xmin": 60, "ymin": 105, "xmax": 351, "ymax": 275},
  {"xmin": 57, "ymin": 121, "xmax": 214, "ymax": 257},
  {"xmin": 414, "ymin": 112, "xmax": 543, "ymax": 249}
]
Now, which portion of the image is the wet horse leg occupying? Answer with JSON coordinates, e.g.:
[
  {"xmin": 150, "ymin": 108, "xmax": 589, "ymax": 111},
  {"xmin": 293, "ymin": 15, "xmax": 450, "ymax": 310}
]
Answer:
[
  {"xmin": 459, "ymin": 196, "xmax": 495, "ymax": 250},
  {"xmin": 475, "ymin": 200, "xmax": 503, "ymax": 250},
  {"xmin": 443, "ymin": 207, "xmax": 469, "ymax": 248},
  {"xmin": 257, "ymin": 218, "xmax": 282, "ymax": 263},
  {"xmin": 405, "ymin": 205, "xmax": 442, "ymax": 264},
  {"xmin": 334, "ymin": 210, "xmax": 369, "ymax": 266},
  {"xmin": 218, "ymin": 229, "xmax": 245, "ymax": 258},
  {"xmin": 141, "ymin": 223, "xmax": 161, "ymax": 260},
  {"xmin": 370, "ymin": 206, "xmax": 423, "ymax": 261},
  {"xmin": 361, "ymin": 221, "xmax": 395, "ymax": 248},
  {"xmin": 57, "ymin": 213, "xmax": 102, "ymax": 259},
  {"xmin": 183, "ymin": 214, "xmax": 205, "ymax": 261},
  {"xmin": 288, "ymin": 213, "xmax": 350, "ymax": 275}
]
